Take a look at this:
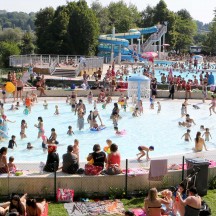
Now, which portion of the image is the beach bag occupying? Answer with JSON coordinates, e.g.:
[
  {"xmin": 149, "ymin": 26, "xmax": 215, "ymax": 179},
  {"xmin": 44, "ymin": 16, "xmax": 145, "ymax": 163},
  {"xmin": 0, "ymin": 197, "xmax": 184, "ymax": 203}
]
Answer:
[
  {"xmin": 84, "ymin": 164, "xmax": 102, "ymax": 175},
  {"xmin": 57, "ymin": 188, "xmax": 74, "ymax": 202},
  {"xmin": 107, "ymin": 165, "xmax": 122, "ymax": 175}
]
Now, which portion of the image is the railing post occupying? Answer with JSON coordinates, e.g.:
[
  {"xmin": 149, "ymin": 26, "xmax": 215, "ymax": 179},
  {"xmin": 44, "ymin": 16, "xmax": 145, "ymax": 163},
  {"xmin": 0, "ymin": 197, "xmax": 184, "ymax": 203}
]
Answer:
[
  {"xmin": 125, "ymin": 159, "xmax": 128, "ymax": 197},
  {"xmin": 182, "ymin": 156, "xmax": 185, "ymax": 181},
  {"xmin": 54, "ymin": 161, "xmax": 57, "ymax": 202}
]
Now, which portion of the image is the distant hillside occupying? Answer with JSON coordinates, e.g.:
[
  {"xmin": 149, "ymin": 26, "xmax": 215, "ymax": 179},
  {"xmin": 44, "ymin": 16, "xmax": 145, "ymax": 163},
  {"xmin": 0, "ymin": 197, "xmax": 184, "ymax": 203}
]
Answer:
[{"xmin": 0, "ymin": 10, "xmax": 35, "ymax": 31}]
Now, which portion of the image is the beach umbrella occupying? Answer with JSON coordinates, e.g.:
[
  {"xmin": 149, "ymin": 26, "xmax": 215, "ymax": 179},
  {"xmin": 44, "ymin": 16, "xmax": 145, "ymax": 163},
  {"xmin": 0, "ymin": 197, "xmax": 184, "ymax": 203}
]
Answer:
[{"xmin": 141, "ymin": 52, "xmax": 158, "ymax": 58}]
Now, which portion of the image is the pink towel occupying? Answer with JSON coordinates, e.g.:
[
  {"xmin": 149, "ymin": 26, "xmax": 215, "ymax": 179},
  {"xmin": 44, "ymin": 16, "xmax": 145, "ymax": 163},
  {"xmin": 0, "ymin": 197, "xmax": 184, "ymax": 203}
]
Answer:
[{"xmin": 149, "ymin": 159, "xmax": 168, "ymax": 181}]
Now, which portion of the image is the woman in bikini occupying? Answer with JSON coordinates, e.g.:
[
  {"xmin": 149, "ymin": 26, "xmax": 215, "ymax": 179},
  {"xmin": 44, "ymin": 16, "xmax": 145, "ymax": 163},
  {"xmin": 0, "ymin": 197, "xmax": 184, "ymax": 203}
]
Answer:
[
  {"xmin": 144, "ymin": 188, "xmax": 170, "ymax": 216},
  {"xmin": 34, "ymin": 117, "xmax": 44, "ymax": 139}
]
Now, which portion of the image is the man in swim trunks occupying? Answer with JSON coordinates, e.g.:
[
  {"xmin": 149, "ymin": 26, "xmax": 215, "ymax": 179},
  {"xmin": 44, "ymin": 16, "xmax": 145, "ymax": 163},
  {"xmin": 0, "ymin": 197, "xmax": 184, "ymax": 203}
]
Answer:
[{"xmin": 136, "ymin": 146, "xmax": 154, "ymax": 161}]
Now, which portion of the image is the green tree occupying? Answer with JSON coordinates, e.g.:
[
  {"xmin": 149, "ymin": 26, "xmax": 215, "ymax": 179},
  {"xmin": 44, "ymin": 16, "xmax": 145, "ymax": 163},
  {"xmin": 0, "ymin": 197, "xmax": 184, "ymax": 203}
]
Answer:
[
  {"xmin": 35, "ymin": 7, "xmax": 55, "ymax": 53},
  {"xmin": 50, "ymin": 5, "xmax": 70, "ymax": 54},
  {"xmin": 0, "ymin": 28, "xmax": 23, "ymax": 43},
  {"xmin": 174, "ymin": 10, "xmax": 197, "ymax": 53},
  {"xmin": 0, "ymin": 41, "xmax": 20, "ymax": 67},
  {"xmin": 67, "ymin": 0, "xmax": 99, "ymax": 55},
  {"xmin": 91, "ymin": 0, "xmax": 111, "ymax": 34},
  {"xmin": 203, "ymin": 22, "xmax": 216, "ymax": 54},
  {"xmin": 20, "ymin": 32, "xmax": 35, "ymax": 54},
  {"xmin": 107, "ymin": 1, "xmax": 140, "ymax": 33}
]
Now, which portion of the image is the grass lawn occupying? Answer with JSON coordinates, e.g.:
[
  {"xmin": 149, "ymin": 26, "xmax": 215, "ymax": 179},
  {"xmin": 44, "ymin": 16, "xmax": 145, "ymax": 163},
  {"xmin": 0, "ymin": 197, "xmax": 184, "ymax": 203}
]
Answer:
[{"xmin": 48, "ymin": 190, "xmax": 216, "ymax": 216}]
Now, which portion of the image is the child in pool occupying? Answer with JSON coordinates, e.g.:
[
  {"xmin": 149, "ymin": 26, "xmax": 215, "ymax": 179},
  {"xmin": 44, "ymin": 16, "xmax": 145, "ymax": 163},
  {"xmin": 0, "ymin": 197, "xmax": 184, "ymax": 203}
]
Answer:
[
  {"xmin": 181, "ymin": 103, "xmax": 186, "ymax": 117},
  {"xmin": 43, "ymin": 100, "xmax": 48, "ymax": 109},
  {"xmin": 200, "ymin": 125, "xmax": 205, "ymax": 131},
  {"xmin": 67, "ymin": 126, "xmax": 75, "ymax": 135},
  {"xmin": 202, "ymin": 128, "xmax": 212, "ymax": 141},
  {"xmin": 73, "ymin": 139, "xmax": 79, "ymax": 162},
  {"xmin": 8, "ymin": 135, "xmax": 17, "ymax": 149},
  {"xmin": 150, "ymin": 97, "xmax": 154, "ymax": 109},
  {"xmin": 27, "ymin": 142, "xmax": 33, "ymax": 149},
  {"xmin": 157, "ymin": 101, "xmax": 161, "ymax": 114},
  {"xmin": 181, "ymin": 129, "xmax": 192, "ymax": 142},
  {"xmin": 8, "ymin": 156, "xmax": 16, "ymax": 173},
  {"xmin": 23, "ymin": 106, "xmax": 30, "ymax": 115},
  {"xmin": 20, "ymin": 119, "xmax": 27, "ymax": 139},
  {"xmin": 54, "ymin": 105, "xmax": 59, "ymax": 115},
  {"xmin": 132, "ymin": 107, "xmax": 139, "ymax": 117}
]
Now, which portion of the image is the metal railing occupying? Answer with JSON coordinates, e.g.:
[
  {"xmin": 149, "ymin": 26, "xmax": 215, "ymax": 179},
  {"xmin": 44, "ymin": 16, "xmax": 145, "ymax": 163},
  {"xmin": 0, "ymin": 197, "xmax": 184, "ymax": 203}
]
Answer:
[
  {"xmin": 9, "ymin": 55, "xmax": 104, "ymax": 77},
  {"xmin": 142, "ymin": 25, "xmax": 167, "ymax": 52}
]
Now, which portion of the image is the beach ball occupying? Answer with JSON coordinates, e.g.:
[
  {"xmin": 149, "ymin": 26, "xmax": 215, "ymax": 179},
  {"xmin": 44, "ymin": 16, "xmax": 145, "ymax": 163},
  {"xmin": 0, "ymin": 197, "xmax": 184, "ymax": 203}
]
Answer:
[{"xmin": 5, "ymin": 82, "xmax": 15, "ymax": 93}]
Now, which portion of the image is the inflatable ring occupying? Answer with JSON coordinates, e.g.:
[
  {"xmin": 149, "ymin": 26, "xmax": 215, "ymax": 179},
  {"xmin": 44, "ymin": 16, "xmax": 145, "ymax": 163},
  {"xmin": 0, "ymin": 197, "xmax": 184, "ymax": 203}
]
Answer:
[
  {"xmin": 103, "ymin": 146, "xmax": 111, "ymax": 154},
  {"xmin": 5, "ymin": 82, "xmax": 15, "ymax": 93},
  {"xmin": 88, "ymin": 158, "xmax": 94, "ymax": 165},
  {"xmin": 90, "ymin": 126, "xmax": 106, "ymax": 131},
  {"xmin": 118, "ymin": 102, "xmax": 124, "ymax": 106}
]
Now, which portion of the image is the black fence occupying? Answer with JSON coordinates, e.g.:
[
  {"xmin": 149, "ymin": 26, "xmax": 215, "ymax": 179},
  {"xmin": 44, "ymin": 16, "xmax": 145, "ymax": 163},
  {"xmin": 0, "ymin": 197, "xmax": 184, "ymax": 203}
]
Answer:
[{"xmin": 0, "ymin": 153, "xmax": 216, "ymax": 201}]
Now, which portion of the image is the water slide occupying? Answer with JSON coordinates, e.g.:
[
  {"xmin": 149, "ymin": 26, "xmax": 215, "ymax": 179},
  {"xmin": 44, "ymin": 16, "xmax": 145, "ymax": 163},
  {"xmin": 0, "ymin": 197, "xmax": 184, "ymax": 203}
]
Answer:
[{"xmin": 98, "ymin": 26, "xmax": 158, "ymax": 61}]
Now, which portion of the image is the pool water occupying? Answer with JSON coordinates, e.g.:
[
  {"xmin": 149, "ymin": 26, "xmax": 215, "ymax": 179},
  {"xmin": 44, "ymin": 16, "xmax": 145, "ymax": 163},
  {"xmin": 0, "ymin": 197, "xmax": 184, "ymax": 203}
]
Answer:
[{"xmin": 3, "ymin": 98, "xmax": 216, "ymax": 162}]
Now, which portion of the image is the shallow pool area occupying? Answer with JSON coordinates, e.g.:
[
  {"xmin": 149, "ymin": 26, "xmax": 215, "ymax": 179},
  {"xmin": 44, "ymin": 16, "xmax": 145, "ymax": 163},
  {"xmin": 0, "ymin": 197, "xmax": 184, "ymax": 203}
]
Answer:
[{"xmin": 3, "ymin": 98, "xmax": 216, "ymax": 163}]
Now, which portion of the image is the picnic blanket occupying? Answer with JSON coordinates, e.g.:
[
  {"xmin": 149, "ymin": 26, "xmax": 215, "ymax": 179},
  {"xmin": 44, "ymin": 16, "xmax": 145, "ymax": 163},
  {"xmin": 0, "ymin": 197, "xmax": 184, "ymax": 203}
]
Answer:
[{"xmin": 64, "ymin": 200, "xmax": 124, "ymax": 215}]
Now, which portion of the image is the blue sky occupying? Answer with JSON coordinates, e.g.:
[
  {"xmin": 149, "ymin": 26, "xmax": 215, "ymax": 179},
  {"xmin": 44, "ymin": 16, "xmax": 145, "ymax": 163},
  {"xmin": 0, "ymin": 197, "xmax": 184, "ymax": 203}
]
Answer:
[{"xmin": 0, "ymin": 0, "xmax": 215, "ymax": 23}]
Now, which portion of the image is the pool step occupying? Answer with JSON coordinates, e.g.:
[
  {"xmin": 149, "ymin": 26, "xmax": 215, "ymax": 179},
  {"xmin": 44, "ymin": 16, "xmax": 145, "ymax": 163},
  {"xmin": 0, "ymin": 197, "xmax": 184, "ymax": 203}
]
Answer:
[{"xmin": 51, "ymin": 68, "xmax": 77, "ymax": 78}]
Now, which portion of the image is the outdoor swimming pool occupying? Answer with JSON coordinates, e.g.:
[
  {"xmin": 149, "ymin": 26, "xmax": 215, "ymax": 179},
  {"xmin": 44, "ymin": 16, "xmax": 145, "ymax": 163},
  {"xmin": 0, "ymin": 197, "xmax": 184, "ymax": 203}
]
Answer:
[{"xmin": 3, "ymin": 98, "xmax": 216, "ymax": 162}]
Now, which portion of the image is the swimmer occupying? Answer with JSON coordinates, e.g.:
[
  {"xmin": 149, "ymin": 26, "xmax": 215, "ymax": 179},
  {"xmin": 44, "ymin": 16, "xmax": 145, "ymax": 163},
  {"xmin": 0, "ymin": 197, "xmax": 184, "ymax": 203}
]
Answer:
[
  {"xmin": 67, "ymin": 125, "xmax": 75, "ymax": 135},
  {"xmin": 54, "ymin": 105, "xmax": 59, "ymax": 115},
  {"xmin": 27, "ymin": 142, "xmax": 33, "ymax": 149},
  {"xmin": 200, "ymin": 125, "xmax": 205, "ymax": 131},
  {"xmin": 23, "ymin": 106, "xmax": 30, "ymax": 115},
  {"xmin": 194, "ymin": 131, "xmax": 208, "ymax": 152},
  {"xmin": 20, "ymin": 119, "xmax": 27, "ymax": 139},
  {"xmin": 157, "ymin": 101, "xmax": 161, "ymax": 114},
  {"xmin": 193, "ymin": 105, "xmax": 200, "ymax": 109},
  {"xmin": 181, "ymin": 104, "xmax": 186, "ymax": 118},
  {"xmin": 202, "ymin": 128, "xmax": 212, "ymax": 141},
  {"xmin": 8, "ymin": 135, "xmax": 17, "ymax": 149},
  {"xmin": 181, "ymin": 129, "xmax": 192, "ymax": 142},
  {"xmin": 43, "ymin": 100, "xmax": 48, "ymax": 109},
  {"xmin": 136, "ymin": 146, "xmax": 154, "ymax": 161},
  {"xmin": 132, "ymin": 107, "xmax": 139, "ymax": 117}
]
